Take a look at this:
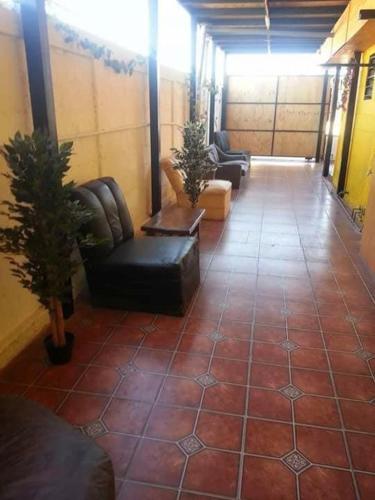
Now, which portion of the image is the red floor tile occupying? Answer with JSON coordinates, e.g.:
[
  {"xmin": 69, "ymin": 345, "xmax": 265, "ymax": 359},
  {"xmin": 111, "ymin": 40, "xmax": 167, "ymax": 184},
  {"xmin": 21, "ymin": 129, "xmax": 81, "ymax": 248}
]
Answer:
[
  {"xmin": 143, "ymin": 330, "xmax": 181, "ymax": 350},
  {"xmin": 58, "ymin": 393, "xmax": 108, "ymax": 426},
  {"xmin": 291, "ymin": 348, "xmax": 329, "ymax": 371},
  {"xmin": 196, "ymin": 411, "xmax": 243, "ymax": 451},
  {"xmin": 134, "ymin": 349, "xmax": 172, "ymax": 374},
  {"xmin": 253, "ymin": 324, "xmax": 286, "ymax": 343},
  {"xmin": 0, "ymin": 358, "xmax": 46, "ymax": 385},
  {"xmin": 36, "ymin": 364, "xmax": 85, "ymax": 390},
  {"xmin": 184, "ymin": 318, "xmax": 219, "ymax": 336},
  {"xmin": 93, "ymin": 345, "xmax": 136, "ymax": 367},
  {"xmin": 210, "ymin": 357, "xmax": 248, "ymax": 385},
  {"xmin": 103, "ymin": 398, "xmax": 151, "ymax": 434},
  {"xmin": 288, "ymin": 329, "xmax": 324, "ymax": 349},
  {"xmin": 118, "ymin": 482, "xmax": 177, "ymax": 500},
  {"xmin": 250, "ymin": 362, "xmax": 289, "ymax": 389},
  {"xmin": 128, "ymin": 439, "xmax": 185, "ymax": 487},
  {"xmin": 146, "ymin": 405, "xmax": 196, "ymax": 441},
  {"xmin": 324, "ymin": 334, "xmax": 360, "ymax": 352},
  {"xmin": 219, "ymin": 320, "xmax": 252, "ymax": 339},
  {"xmin": 213, "ymin": 337, "xmax": 250, "ymax": 360},
  {"xmin": 299, "ymin": 466, "xmax": 356, "ymax": 500},
  {"xmin": 296, "ymin": 426, "xmax": 348, "ymax": 467},
  {"xmin": 295, "ymin": 394, "xmax": 341, "ymax": 428},
  {"xmin": 159, "ymin": 377, "xmax": 202, "ymax": 408},
  {"xmin": 328, "ymin": 351, "xmax": 370, "ymax": 376},
  {"xmin": 242, "ymin": 456, "xmax": 296, "ymax": 500},
  {"xmin": 76, "ymin": 366, "xmax": 120, "ymax": 395},
  {"xmin": 183, "ymin": 449, "xmax": 239, "ymax": 497},
  {"xmin": 292, "ymin": 368, "xmax": 334, "ymax": 397},
  {"xmin": 340, "ymin": 400, "xmax": 375, "ymax": 433},
  {"xmin": 170, "ymin": 353, "xmax": 210, "ymax": 378},
  {"xmin": 203, "ymin": 383, "xmax": 246, "ymax": 415},
  {"xmin": 116, "ymin": 371, "xmax": 164, "ymax": 402},
  {"xmin": 246, "ymin": 418, "xmax": 293, "ymax": 457},
  {"xmin": 334, "ymin": 373, "xmax": 375, "ymax": 401},
  {"xmin": 122, "ymin": 312, "xmax": 155, "ymax": 328},
  {"xmin": 347, "ymin": 433, "xmax": 375, "ymax": 473},
  {"xmin": 248, "ymin": 388, "xmax": 292, "ymax": 422},
  {"xmin": 107, "ymin": 326, "xmax": 145, "ymax": 347},
  {"xmin": 252, "ymin": 342, "xmax": 288, "ymax": 365},
  {"xmin": 96, "ymin": 433, "xmax": 138, "ymax": 478},
  {"xmin": 24, "ymin": 386, "xmax": 67, "ymax": 411},
  {"xmin": 178, "ymin": 335, "xmax": 214, "ymax": 355},
  {"xmin": 356, "ymin": 473, "xmax": 375, "ymax": 500}
]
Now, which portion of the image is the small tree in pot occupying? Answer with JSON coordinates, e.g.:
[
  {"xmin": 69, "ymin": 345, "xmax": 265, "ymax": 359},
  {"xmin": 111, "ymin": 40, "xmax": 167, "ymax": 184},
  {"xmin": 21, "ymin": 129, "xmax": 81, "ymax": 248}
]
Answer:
[
  {"xmin": 0, "ymin": 131, "xmax": 95, "ymax": 364},
  {"xmin": 171, "ymin": 120, "xmax": 216, "ymax": 208}
]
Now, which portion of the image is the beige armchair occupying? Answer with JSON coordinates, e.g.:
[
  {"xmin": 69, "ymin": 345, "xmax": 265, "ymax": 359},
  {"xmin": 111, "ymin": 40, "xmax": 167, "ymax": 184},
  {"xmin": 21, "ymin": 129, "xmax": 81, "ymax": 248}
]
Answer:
[{"xmin": 161, "ymin": 158, "xmax": 231, "ymax": 220}]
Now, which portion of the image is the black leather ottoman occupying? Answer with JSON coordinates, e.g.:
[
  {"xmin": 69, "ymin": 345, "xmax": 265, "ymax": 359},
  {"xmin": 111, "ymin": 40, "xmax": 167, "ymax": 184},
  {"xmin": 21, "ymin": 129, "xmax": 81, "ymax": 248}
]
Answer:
[
  {"xmin": 73, "ymin": 177, "xmax": 200, "ymax": 316},
  {"xmin": 0, "ymin": 396, "xmax": 115, "ymax": 500}
]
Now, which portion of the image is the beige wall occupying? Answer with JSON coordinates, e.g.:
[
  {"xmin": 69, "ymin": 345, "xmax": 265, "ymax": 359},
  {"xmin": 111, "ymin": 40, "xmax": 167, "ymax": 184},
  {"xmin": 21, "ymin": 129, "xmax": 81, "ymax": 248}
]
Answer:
[{"xmin": 0, "ymin": 4, "xmax": 188, "ymax": 366}]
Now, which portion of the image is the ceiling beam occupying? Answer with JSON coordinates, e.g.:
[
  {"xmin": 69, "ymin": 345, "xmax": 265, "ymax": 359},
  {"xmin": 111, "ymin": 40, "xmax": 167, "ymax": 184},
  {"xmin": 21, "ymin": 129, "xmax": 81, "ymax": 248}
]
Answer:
[{"xmin": 211, "ymin": 30, "xmax": 330, "ymax": 39}]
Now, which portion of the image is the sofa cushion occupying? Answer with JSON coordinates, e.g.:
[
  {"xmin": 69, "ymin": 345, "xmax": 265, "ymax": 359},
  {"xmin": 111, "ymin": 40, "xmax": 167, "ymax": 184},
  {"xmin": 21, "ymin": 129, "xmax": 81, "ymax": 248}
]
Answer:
[{"xmin": 89, "ymin": 236, "xmax": 197, "ymax": 282}]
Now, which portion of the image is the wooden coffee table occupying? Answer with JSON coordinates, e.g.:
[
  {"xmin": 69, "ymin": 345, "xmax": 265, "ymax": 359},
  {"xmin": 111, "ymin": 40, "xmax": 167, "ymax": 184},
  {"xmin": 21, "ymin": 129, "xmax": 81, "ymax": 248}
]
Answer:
[{"xmin": 141, "ymin": 205, "xmax": 205, "ymax": 237}]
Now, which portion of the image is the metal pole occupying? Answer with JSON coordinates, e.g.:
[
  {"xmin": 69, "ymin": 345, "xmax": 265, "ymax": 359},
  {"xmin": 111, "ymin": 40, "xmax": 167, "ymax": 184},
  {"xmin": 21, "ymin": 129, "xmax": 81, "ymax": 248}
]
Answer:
[
  {"xmin": 337, "ymin": 52, "xmax": 361, "ymax": 195},
  {"xmin": 190, "ymin": 16, "xmax": 197, "ymax": 121},
  {"xmin": 20, "ymin": 0, "xmax": 57, "ymax": 142},
  {"xmin": 209, "ymin": 42, "xmax": 216, "ymax": 143},
  {"xmin": 315, "ymin": 70, "xmax": 329, "ymax": 162},
  {"xmin": 148, "ymin": 0, "xmax": 161, "ymax": 215},
  {"xmin": 322, "ymin": 66, "xmax": 340, "ymax": 177}
]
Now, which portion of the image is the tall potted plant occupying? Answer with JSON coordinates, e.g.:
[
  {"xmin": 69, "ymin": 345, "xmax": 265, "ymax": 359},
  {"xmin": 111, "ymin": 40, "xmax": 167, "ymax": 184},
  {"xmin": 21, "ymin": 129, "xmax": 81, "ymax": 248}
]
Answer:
[
  {"xmin": 0, "ymin": 131, "xmax": 95, "ymax": 364},
  {"xmin": 171, "ymin": 120, "xmax": 216, "ymax": 207}
]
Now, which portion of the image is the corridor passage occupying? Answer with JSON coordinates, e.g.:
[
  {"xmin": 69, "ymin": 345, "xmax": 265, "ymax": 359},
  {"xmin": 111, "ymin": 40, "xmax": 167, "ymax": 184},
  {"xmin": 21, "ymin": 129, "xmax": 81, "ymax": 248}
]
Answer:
[{"xmin": 1, "ymin": 159, "xmax": 375, "ymax": 499}]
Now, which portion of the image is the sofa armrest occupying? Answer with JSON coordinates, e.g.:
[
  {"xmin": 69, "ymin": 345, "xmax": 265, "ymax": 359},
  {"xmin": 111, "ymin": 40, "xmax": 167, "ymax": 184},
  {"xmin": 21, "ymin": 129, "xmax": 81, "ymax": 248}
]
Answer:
[{"xmin": 215, "ymin": 162, "xmax": 242, "ymax": 189}]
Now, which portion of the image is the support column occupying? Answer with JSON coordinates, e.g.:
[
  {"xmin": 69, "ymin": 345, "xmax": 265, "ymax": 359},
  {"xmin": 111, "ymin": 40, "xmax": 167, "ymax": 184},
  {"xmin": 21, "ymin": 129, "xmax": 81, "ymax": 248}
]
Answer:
[
  {"xmin": 315, "ymin": 70, "xmax": 329, "ymax": 162},
  {"xmin": 208, "ymin": 42, "xmax": 216, "ymax": 144},
  {"xmin": 221, "ymin": 54, "xmax": 228, "ymax": 130},
  {"xmin": 20, "ymin": 0, "xmax": 73, "ymax": 318},
  {"xmin": 322, "ymin": 66, "xmax": 340, "ymax": 177},
  {"xmin": 337, "ymin": 52, "xmax": 361, "ymax": 196},
  {"xmin": 190, "ymin": 16, "xmax": 197, "ymax": 121},
  {"xmin": 148, "ymin": 0, "xmax": 161, "ymax": 215},
  {"xmin": 20, "ymin": 0, "xmax": 57, "ymax": 141}
]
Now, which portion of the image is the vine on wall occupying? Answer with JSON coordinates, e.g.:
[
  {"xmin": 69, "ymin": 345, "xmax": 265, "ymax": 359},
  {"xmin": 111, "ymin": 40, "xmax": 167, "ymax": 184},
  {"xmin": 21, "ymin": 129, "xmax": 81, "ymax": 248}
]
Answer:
[{"xmin": 54, "ymin": 21, "xmax": 146, "ymax": 76}]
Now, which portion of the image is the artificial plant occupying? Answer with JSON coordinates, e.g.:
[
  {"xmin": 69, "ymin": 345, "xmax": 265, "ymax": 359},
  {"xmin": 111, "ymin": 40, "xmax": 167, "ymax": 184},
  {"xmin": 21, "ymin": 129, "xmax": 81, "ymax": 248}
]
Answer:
[
  {"xmin": 0, "ymin": 131, "xmax": 95, "ymax": 347},
  {"xmin": 171, "ymin": 120, "xmax": 216, "ymax": 207}
]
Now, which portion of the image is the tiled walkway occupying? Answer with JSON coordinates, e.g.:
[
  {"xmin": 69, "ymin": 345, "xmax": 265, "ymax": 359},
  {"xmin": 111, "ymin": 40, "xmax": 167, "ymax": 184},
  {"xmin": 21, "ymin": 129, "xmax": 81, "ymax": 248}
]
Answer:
[{"xmin": 1, "ymin": 159, "xmax": 375, "ymax": 499}]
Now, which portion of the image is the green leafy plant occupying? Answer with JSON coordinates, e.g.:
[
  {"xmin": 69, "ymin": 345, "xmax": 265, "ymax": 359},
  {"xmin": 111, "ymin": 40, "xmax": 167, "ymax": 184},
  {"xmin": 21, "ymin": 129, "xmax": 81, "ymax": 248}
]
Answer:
[
  {"xmin": 0, "ymin": 131, "xmax": 95, "ymax": 347},
  {"xmin": 171, "ymin": 121, "xmax": 216, "ymax": 207},
  {"xmin": 55, "ymin": 21, "xmax": 145, "ymax": 76}
]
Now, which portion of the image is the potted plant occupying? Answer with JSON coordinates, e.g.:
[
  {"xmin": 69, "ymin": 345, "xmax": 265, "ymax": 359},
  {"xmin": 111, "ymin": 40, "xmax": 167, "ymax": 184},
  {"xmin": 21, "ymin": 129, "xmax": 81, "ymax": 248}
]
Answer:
[
  {"xmin": 0, "ymin": 131, "xmax": 95, "ymax": 364},
  {"xmin": 171, "ymin": 120, "xmax": 216, "ymax": 207}
]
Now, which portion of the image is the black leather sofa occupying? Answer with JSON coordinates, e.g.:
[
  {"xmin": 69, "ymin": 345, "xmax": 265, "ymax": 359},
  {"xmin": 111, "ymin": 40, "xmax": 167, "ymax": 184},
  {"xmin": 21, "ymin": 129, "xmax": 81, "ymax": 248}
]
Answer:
[
  {"xmin": 208, "ymin": 144, "xmax": 249, "ymax": 189},
  {"xmin": 214, "ymin": 130, "xmax": 251, "ymax": 160},
  {"xmin": 73, "ymin": 177, "xmax": 200, "ymax": 316},
  {"xmin": 0, "ymin": 396, "xmax": 115, "ymax": 500}
]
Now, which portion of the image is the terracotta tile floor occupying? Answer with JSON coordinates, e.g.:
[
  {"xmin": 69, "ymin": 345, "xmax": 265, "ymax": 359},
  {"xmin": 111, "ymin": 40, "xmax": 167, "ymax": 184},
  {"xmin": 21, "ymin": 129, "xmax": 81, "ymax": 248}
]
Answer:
[{"xmin": 1, "ymin": 158, "xmax": 375, "ymax": 499}]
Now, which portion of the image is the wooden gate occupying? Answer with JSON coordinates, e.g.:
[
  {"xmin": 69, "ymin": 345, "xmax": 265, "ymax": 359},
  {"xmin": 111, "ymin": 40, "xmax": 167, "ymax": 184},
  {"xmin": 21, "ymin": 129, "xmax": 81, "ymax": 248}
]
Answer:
[{"xmin": 224, "ymin": 75, "xmax": 328, "ymax": 157}]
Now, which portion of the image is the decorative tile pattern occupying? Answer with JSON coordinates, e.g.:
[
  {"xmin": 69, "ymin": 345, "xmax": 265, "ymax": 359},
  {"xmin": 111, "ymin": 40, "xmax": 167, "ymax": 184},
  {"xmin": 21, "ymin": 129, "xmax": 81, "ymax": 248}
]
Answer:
[
  {"xmin": 83, "ymin": 420, "xmax": 107, "ymax": 438},
  {"xmin": 280, "ymin": 307, "xmax": 291, "ymax": 317},
  {"xmin": 280, "ymin": 384, "xmax": 303, "ymax": 400},
  {"xmin": 345, "ymin": 315, "xmax": 358, "ymax": 323},
  {"xmin": 119, "ymin": 362, "xmax": 137, "ymax": 375},
  {"xmin": 369, "ymin": 398, "xmax": 375, "ymax": 405},
  {"xmin": 279, "ymin": 340, "xmax": 299, "ymax": 352},
  {"xmin": 283, "ymin": 451, "xmax": 310, "ymax": 473},
  {"xmin": 355, "ymin": 349, "xmax": 374, "ymax": 361},
  {"xmin": 178, "ymin": 434, "xmax": 204, "ymax": 456},
  {"xmin": 210, "ymin": 331, "xmax": 225, "ymax": 342},
  {"xmin": 142, "ymin": 325, "xmax": 157, "ymax": 334},
  {"xmin": 196, "ymin": 373, "xmax": 217, "ymax": 388}
]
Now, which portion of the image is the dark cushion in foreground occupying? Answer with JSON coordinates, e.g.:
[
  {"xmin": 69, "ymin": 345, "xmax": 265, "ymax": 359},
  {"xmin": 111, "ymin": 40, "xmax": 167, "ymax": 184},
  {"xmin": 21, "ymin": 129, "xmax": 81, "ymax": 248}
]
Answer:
[{"xmin": 0, "ymin": 396, "xmax": 115, "ymax": 500}]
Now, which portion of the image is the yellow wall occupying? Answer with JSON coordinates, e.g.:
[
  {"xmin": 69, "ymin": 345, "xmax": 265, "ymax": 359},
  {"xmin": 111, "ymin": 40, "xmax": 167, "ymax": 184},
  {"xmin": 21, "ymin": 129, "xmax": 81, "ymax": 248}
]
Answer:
[
  {"xmin": 0, "ymin": 5, "xmax": 188, "ymax": 367},
  {"xmin": 332, "ymin": 45, "xmax": 375, "ymax": 210}
]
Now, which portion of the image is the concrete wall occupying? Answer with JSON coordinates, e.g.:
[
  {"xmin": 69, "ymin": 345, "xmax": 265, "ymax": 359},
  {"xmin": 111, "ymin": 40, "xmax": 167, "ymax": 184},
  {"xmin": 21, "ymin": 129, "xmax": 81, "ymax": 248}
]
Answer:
[{"xmin": 0, "ymin": 4, "xmax": 188, "ymax": 367}]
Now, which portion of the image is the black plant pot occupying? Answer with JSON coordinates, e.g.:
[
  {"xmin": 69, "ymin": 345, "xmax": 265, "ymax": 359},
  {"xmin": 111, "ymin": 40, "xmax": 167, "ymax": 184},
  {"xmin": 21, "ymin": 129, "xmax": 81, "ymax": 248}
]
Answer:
[{"xmin": 44, "ymin": 332, "xmax": 75, "ymax": 365}]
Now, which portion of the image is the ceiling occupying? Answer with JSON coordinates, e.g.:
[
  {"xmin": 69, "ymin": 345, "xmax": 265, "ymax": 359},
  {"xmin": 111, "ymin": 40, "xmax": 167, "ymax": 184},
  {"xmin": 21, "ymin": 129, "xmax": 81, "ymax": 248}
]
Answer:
[{"xmin": 178, "ymin": 1, "xmax": 350, "ymax": 54}]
